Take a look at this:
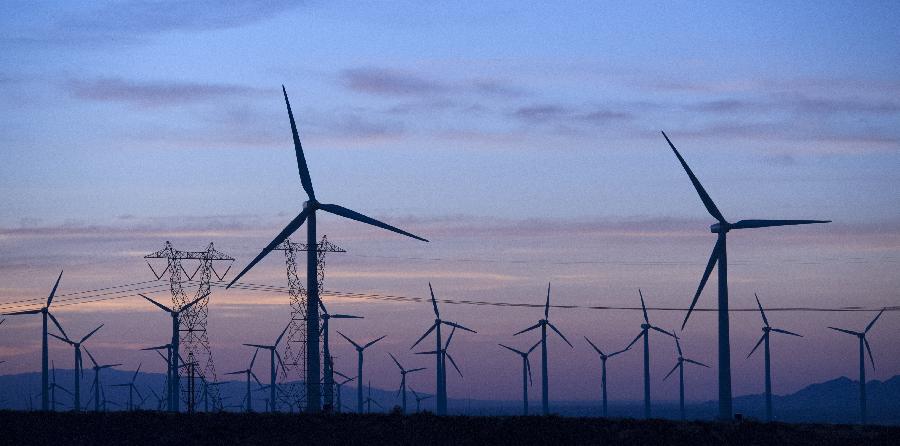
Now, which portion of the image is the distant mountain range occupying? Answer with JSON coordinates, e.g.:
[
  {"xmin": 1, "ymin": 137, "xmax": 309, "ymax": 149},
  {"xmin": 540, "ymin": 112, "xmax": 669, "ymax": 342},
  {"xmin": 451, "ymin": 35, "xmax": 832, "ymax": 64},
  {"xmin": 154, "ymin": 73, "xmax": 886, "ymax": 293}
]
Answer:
[{"xmin": 2, "ymin": 370, "xmax": 898, "ymax": 425}]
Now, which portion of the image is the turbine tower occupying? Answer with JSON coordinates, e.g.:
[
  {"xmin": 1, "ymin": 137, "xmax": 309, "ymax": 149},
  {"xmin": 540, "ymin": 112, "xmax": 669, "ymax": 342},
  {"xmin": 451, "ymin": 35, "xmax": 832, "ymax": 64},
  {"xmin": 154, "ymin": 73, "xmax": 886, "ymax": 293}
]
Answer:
[
  {"xmin": 84, "ymin": 348, "xmax": 121, "ymax": 412},
  {"xmin": 747, "ymin": 293, "xmax": 802, "ymax": 422},
  {"xmin": 416, "ymin": 325, "xmax": 466, "ymax": 413},
  {"xmin": 3, "ymin": 271, "xmax": 65, "ymax": 411},
  {"xmin": 663, "ymin": 334, "xmax": 709, "ymax": 421},
  {"xmin": 624, "ymin": 289, "xmax": 674, "ymax": 419},
  {"xmin": 584, "ymin": 337, "xmax": 629, "ymax": 417},
  {"xmin": 242, "ymin": 322, "xmax": 290, "ymax": 412},
  {"xmin": 829, "ymin": 308, "xmax": 885, "ymax": 425},
  {"xmin": 337, "ymin": 331, "xmax": 385, "ymax": 414},
  {"xmin": 49, "ymin": 324, "xmax": 103, "ymax": 411},
  {"xmin": 389, "ymin": 353, "xmax": 426, "ymax": 414},
  {"xmin": 498, "ymin": 341, "xmax": 540, "ymax": 415},
  {"xmin": 226, "ymin": 87, "xmax": 428, "ymax": 413},
  {"xmin": 663, "ymin": 131, "xmax": 830, "ymax": 420},
  {"xmin": 140, "ymin": 293, "xmax": 204, "ymax": 412},
  {"xmin": 514, "ymin": 283, "xmax": 572, "ymax": 416},
  {"xmin": 410, "ymin": 283, "xmax": 475, "ymax": 415}
]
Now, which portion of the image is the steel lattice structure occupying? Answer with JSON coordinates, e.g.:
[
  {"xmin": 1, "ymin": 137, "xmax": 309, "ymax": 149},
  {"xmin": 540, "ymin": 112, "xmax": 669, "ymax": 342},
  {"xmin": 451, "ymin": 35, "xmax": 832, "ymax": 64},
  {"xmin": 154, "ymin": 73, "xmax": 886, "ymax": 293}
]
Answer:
[
  {"xmin": 146, "ymin": 241, "xmax": 233, "ymax": 411},
  {"xmin": 275, "ymin": 235, "xmax": 344, "ymax": 411}
]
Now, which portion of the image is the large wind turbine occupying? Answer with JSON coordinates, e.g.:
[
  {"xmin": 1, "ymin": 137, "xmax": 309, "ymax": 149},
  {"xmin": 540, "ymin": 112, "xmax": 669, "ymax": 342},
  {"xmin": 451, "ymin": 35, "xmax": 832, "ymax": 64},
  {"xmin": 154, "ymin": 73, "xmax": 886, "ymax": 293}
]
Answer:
[
  {"xmin": 514, "ymin": 283, "xmax": 572, "ymax": 416},
  {"xmin": 319, "ymin": 300, "xmax": 362, "ymax": 412},
  {"xmin": 410, "ymin": 283, "xmax": 475, "ymax": 415},
  {"xmin": 3, "ymin": 271, "xmax": 65, "ymax": 411},
  {"xmin": 389, "ymin": 353, "xmax": 426, "ymax": 414},
  {"xmin": 663, "ymin": 334, "xmax": 709, "ymax": 421},
  {"xmin": 49, "ymin": 324, "xmax": 103, "ymax": 411},
  {"xmin": 139, "ymin": 293, "xmax": 204, "ymax": 413},
  {"xmin": 624, "ymin": 289, "xmax": 674, "ymax": 419},
  {"xmin": 747, "ymin": 293, "xmax": 802, "ymax": 422},
  {"xmin": 337, "ymin": 331, "xmax": 385, "ymax": 414},
  {"xmin": 662, "ymin": 131, "xmax": 830, "ymax": 420},
  {"xmin": 829, "ymin": 308, "xmax": 885, "ymax": 425},
  {"xmin": 242, "ymin": 322, "xmax": 290, "ymax": 412},
  {"xmin": 224, "ymin": 348, "xmax": 262, "ymax": 413},
  {"xmin": 584, "ymin": 337, "xmax": 629, "ymax": 417},
  {"xmin": 84, "ymin": 348, "xmax": 121, "ymax": 412},
  {"xmin": 498, "ymin": 341, "xmax": 540, "ymax": 415},
  {"xmin": 225, "ymin": 87, "xmax": 428, "ymax": 413}
]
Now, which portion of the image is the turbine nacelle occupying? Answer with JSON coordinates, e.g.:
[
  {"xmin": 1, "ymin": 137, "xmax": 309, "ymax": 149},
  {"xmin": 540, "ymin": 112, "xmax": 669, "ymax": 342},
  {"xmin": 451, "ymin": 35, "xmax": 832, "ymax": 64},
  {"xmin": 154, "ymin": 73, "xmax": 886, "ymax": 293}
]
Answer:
[
  {"xmin": 303, "ymin": 199, "xmax": 319, "ymax": 210},
  {"xmin": 710, "ymin": 222, "xmax": 730, "ymax": 233}
]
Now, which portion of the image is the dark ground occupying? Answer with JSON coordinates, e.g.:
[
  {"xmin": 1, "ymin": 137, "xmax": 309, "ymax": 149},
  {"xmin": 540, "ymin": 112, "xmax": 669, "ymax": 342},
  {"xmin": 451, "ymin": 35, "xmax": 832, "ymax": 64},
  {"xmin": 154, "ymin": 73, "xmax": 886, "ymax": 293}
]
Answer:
[{"xmin": 2, "ymin": 411, "xmax": 898, "ymax": 446}]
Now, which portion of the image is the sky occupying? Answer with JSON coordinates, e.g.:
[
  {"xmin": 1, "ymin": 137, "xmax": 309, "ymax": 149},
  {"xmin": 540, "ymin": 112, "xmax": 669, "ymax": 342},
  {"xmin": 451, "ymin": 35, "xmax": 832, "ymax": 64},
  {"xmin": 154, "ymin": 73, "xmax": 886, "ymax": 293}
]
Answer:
[{"xmin": 0, "ymin": 1, "xmax": 898, "ymax": 405}]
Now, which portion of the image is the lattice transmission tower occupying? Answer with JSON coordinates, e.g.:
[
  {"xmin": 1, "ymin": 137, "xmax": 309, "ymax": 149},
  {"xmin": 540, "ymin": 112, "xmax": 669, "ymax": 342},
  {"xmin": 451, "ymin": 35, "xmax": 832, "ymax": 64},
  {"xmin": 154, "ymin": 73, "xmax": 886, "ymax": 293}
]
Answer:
[
  {"xmin": 276, "ymin": 235, "xmax": 344, "ymax": 412},
  {"xmin": 146, "ymin": 241, "xmax": 233, "ymax": 411}
]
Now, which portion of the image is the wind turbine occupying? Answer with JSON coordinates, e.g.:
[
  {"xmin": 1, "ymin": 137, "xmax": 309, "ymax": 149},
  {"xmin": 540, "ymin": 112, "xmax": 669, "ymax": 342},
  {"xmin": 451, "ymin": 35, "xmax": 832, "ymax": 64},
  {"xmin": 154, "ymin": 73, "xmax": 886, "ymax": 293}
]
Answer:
[
  {"xmin": 829, "ymin": 307, "xmax": 885, "ymax": 425},
  {"xmin": 49, "ymin": 361, "xmax": 73, "ymax": 412},
  {"xmin": 318, "ymin": 300, "xmax": 362, "ymax": 412},
  {"xmin": 410, "ymin": 283, "xmax": 476, "ymax": 415},
  {"xmin": 415, "ymin": 325, "xmax": 466, "ymax": 412},
  {"xmin": 242, "ymin": 321, "xmax": 290, "ymax": 412},
  {"xmin": 388, "ymin": 353, "xmax": 426, "ymax": 414},
  {"xmin": 663, "ymin": 131, "xmax": 830, "ymax": 420},
  {"xmin": 3, "ymin": 271, "xmax": 65, "ymax": 411},
  {"xmin": 583, "ymin": 337, "xmax": 629, "ymax": 417},
  {"xmin": 141, "ymin": 343, "xmax": 172, "ymax": 411},
  {"xmin": 139, "ymin": 293, "xmax": 204, "ymax": 413},
  {"xmin": 747, "ymin": 293, "xmax": 802, "ymax": 422},
  {"xmin": 513, "ymin": 283, "xmax": 572, "ymax": 416},
  {"xmin": 333, "ymin": 370, "xmax": 354, "ymax": 413},
  {"xmin": 83, "ymin": 348, "xmax": 121, "ymax": 412},
  {"xmin": 49, "ymin": 324, "xmax": 103, "ymax": 411},
  {"xmin": 624, "ymin": 289, "xmax": 674, "ymax": 419},
  {"xmin": 410, "ymin": 387, "xmax": 432, "ymax": 413},
  {"xmin": 364, "ymin": 380, "xmax": 383, "ymax": 413},
  {"xmin": 498, "ymin": 341, "xmax": 541, "ymax": 415},
  {"xmin": 224, "ymin": 348, "xmax": 262, "ymax": 413},
  {"xmin": 663, "ymin": 334, "xmax": 710, "ymax": 421},
  {"xmin": 111, "ymin": 363, "xmax": 144, "ymax": 411},
  {"xmin": 337, "ymin": 331, "xmax": 385, "ymax": 414},
  {"xmin": 225, "ymin": 86, "xmax": 428, "ymax": 413}
]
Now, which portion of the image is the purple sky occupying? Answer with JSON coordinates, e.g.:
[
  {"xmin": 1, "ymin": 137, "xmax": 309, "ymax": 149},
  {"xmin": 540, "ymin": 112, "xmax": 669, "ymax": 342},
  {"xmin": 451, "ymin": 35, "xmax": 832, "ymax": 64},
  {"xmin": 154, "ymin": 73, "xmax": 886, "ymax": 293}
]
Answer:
[{"xmin": 1, "ymin": 1, "xmax": 898, "ymax": 403}]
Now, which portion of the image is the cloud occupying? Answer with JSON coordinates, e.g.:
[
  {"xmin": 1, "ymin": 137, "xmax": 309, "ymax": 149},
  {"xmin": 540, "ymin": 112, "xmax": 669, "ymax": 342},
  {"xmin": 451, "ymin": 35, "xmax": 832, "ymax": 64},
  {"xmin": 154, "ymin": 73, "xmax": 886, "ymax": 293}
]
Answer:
[
  {"xmin": 687, "ymin": 94, "xmax": 900, "ymax": 115},
  {"xmin": 66, "ymin": 77, "xmax": 268, "ymax": 107},
  {"xmin": 511, "ymin": 103, "xmax": 632, "ymax": 125},
  {"xmin": 340, "ymin": 68, "xmax": 449, "ymax": 96}
]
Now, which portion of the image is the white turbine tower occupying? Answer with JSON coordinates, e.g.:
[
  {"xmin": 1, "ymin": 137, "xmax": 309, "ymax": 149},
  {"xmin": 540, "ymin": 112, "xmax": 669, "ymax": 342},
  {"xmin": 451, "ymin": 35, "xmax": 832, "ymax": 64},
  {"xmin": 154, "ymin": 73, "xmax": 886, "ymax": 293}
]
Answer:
[
  {"xmin": 746, "ymin": 293, "xmax": 802, "ymax": 422},
  {"xmin": 226, "ymin": 86, "xmax": 428, "ymax": 413},
  {"xmin": 514, "ymin": 283, "xmax": 572, "ymax": 416},
  {"xmin": 829, "ymin": 308, "xmax": 885, "ymax": 425},
  {"xmin": 663, "ymin": 131, "xmax": 830, "ymax": 420},
  {"xmin": 583, "ymin": 337, "xmax": 629, "ymax": 417}
]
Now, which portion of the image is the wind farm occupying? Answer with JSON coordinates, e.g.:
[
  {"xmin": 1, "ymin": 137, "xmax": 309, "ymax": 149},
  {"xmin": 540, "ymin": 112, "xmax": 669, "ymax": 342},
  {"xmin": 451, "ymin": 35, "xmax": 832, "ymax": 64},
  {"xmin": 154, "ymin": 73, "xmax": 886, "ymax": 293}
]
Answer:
[{"xmin": 1, "ymin": 3, "xmax": 898, "ymax": 444}]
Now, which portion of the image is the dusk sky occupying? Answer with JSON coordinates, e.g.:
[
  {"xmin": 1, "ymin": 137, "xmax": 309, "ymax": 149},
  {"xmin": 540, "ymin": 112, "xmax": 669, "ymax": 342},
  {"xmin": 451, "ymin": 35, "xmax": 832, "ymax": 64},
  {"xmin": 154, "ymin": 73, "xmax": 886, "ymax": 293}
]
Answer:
[{"xmin": 1, "ymin": 1, "xmax": 898, "ymax": 405}]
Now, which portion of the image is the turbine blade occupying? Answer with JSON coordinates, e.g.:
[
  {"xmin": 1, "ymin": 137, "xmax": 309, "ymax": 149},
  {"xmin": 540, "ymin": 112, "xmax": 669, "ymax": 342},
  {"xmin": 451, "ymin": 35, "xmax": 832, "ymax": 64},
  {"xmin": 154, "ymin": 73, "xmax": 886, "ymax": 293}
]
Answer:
[
  {"xmin": 528, "ymin": 340, "xmax": 541, "ymax": 354},
  {"xmin": 583, "ymin": 337, "xmax": 603, "ymax": 356},
  {"xmin": 337, "ymin": 331, "xmax": 361, "ymax": 349},
  {"xmin": 444, "ymin": 327, "xmax": 456, "ymax": 349},
  {"xmin": 428, "ymin": 282, "xmax": 440, "ymax": 318},
  {"xmin": 3, "ymin": 309, "xmax": 42, "ymax": 316},
  {"xmin": 547, "ymin": 322, "xmax": 573, "ymax": 348},
  {"xmin": 442, "ymin": 321, "xmax": 476, "ymax": 334},
  {"xmin": 747, "ymin": 334, "xmax": 765, "ymax": 359},
  {"xmin": 363, "ymin": 335, "xmax": 386, "ymax": 349},
  {"xmin": 755, "ymin": 293, "xmax": 769, "ymax": 327},
  {"xmin": 650, "ymin": 325, "xmax": 675, "ymax": 338},
  {"xmin": 249, "ymin": 348, "xmax": 260, "ymax": 369},
  {"xmin": 407, "ymin": 367, "xmax": 426, "ymax": 373},
  {"xmin": 275, "ymin": 350, "xmax": 287, "ymax": 375},
  {"xmin": 770, "ymin": 328, "xmax": 802, "ymax": 337},
  {"xmin": 319, "ymin": 203, "xmax": 428, "ymax": 242},
  {"xmin": 49, "ymin": 332, "xmax": 73, "ymax": 345},
  {"xmin": 682, "ymin": 237, "xmax": 722, "ymax": 330},
  {"xmin": 445, "ymin": 352, "xmax": 463, "ymax": 377},
  {"xmin": 675, "ymin": 335, "xmax": 683, "ymax": 356},
  {"xmin": 864, "ymin": 338, "xmax": 875, "ymax": 371},
  {"xmin": 410, "ymin": 323, "xmax": 436, "ymax": 349},
  {"xmin": 389, "ymin": 352, "xmax": 403, "ymax": 370},
  {"xmin": 330, "ymin": 314, "xmax": 363, "ymax": 319},
  {"xmin": 731, "ymin": 219, "xmax": 831, "ymax": 230},
  {"xmin": 662, "ymin": 131, "xmax": 726, "ymax": 222},
  {"xmin": 415, "ymin": 351, "xmax": 439, "ymax": 355},
  {"xmin": 46, "ymin": 270, "xmax": 64, "ymax": 307},
  {"xmin": 47, "ymin": 312, "xmax": 68, "ymax": 340},
  {"xmin": 609, "ymin": 348, "xmax": 630, "ymax": 357},
  {"xmin": 828, "ymin": 326, "xmax": 859, "ymax": 336},
  {"xmin": 242, "ymin": 344, "xmax": 269, "ymax": 349},
  {"xmin": 526, "ymin": 358, "xmax": 533, "ymax": 386},
  {"xmin": 80, "ymin": 324, "xmax": 103, "ymax": 343},
  {"xmin": 638, "ymin": 288, "xmax": 649, "ymax": 323},
  {"xmin": 663, "ymin": 363, "xmax": 679, "ymax": 381},
  {"xmin": 227, "ymin": 208, "xmax": 311, "ymax": 288},
  {"xmin": 139, "ymin": 294, "xmax": 172, "ymax": 313},
  {"xmin": 545, "ymin": 282, "xmax": 551, "ymax": 319},
  {"xmin": 84, "ymin": 347, "xmax": 99, "ymax": 368},
  {"xmin": 180, "ymin": 294, "xmax": 206, "ymax": 312},
  {"xmin": 865, "ymin": 307, "xmax": 886, "ymax": 334},
  {"xmin": 683, "ymin": 358, "xmax": 710, "ymax": 368},
  {"xmin": 514, "ymin": 322, "xmax": 541, "ymax": 336},
  {"xmin": 625, "ymin": 331, "xmax": 643, "ymax": 350},
  {"xmin": 282, "ymin": 85, "xmax": 315, "ymax": 200},
  {"xmin": 274, "ymin": 321, "xmax": 291, "ymax": 346}
]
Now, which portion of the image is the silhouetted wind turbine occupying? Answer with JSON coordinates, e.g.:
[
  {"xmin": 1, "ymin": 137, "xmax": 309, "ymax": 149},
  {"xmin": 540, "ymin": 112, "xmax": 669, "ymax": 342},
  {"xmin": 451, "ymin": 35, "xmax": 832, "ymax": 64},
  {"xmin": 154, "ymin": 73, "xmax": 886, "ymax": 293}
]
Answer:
[
  {"xmin": 389, "ymin": 353, "xmax": 426, "ymax": 414},
  {"xmin": 514, "ymin": 283, "xmax": 572, "ymax": 416},
  {"xmin": 112, "ymin": 363, "xmax": 143, "ymax": 411},
  {"xmin": 499, "ymin": 341, "xmax": 541, "ymax": 415},
  {"xmin": 318, "ymin": 300, "xmax": 362, "ymax": 412},
  {"xmin": 141, "ymin": 343, "xmax": 173, "ymax": 411},
  {"xmin": 829, "ymin": 308, "xmax": 885, "ymax": 425},
  {"xmin": 747, "ymin": 293, "xmax": 802, "ymax": 422},
  {"xmin": 416, "ymin": 325, "xmax": 467, "ymax": 414},
  {"xmin": 338, "ymin": 331, "xmax": 385, "ymax": 414},
  {"xmin": 364, "ymin": 380, "xmax": 383, "ymax": 413},
  {"xmin": 663, "ymin": 334, "xmax": 709, "ymax": 421},
  {"xmin": 49, "ymin": 361, "xmax": 73, "ymax": 412},
  {"xmin": 624, "ymin": 289, "xmax": 674, "ymax": 419},
  {"xmin": 225, "ymin": 348, "xmax": 262, "ymax": 413},
  {"xmin": 410, "ymin": 387, "xmax": 432, "ymax": 413},
  {"xmin": 584, "ymin": 337, "xmax": 629, "ymax": 417},
  {"xmin": 225, "ymin": 87, "xmax": 428, "ymax": 413},
  {"xmin": 410, "ymin": 283, "xmax": 475, "ymax": 415},
  {"xmin": 3, "ymin": 271, "xmax": 65, "ymax": 411},
  {"xmin": 663, "ymin": 131, "xmax": 830, "ymax": 420},
  {"xmin": 243, "ymin": 321, "xmax": 290, "ymax": 412},
  {"xmin": 49, "ymin": 324, "xmax": 103, "ymax": 412},
  {"xmin": 333, "ymin": 370, "xmax": 354, "ymax": 413},
  {"xmin": 83, "ymin": 348, "xmax": 121, "ymax": 412},
  {"xmin": 139, "ymin": 293, "xmax": 204, "ymax": 413}
]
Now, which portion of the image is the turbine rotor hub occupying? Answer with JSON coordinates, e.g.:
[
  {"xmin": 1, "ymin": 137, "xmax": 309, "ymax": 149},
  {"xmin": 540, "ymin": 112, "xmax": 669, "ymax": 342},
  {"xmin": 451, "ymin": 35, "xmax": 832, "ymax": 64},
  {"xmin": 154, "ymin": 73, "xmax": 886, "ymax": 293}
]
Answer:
[
  {"xmin": 710, "ymin": 222, "xmax": 731, "ymax": 233},
  {"xmin": 304, "ymin": 199, "xmax": 319, "ymax": 210},
  {"xmin": 641, "ymin": 323, "xmax": 649, "ymax": 329}
]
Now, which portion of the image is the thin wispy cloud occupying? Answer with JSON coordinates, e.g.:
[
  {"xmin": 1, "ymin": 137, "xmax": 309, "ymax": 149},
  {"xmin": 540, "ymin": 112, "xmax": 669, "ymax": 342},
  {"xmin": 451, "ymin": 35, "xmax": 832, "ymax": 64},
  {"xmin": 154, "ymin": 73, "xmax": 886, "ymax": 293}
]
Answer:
[{"xmin": 66, "ymin": 77, "xmax": 268, "ymax": 107}]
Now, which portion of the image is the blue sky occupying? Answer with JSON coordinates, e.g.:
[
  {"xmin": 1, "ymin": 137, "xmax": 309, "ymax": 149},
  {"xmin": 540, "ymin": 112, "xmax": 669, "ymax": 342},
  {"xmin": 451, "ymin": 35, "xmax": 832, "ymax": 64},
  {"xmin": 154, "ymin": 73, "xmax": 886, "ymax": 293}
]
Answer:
[{"xmin": 1, "ymin": 1, "xmax": 898, "ymax": 403}]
